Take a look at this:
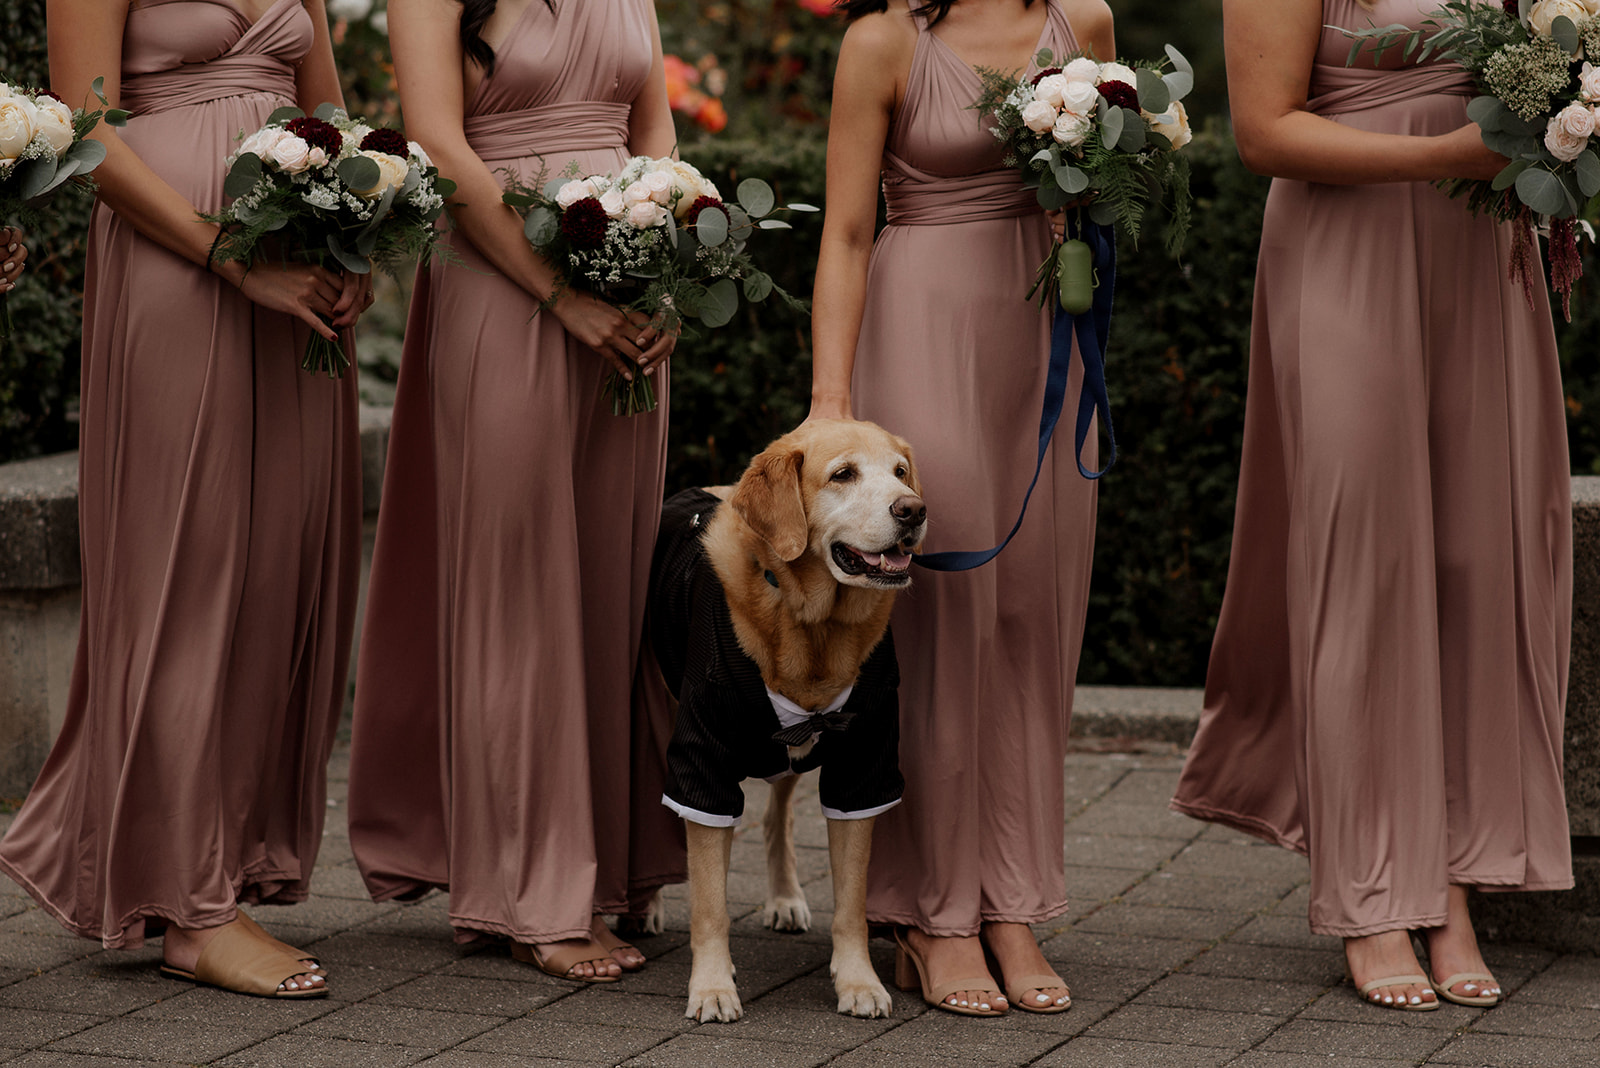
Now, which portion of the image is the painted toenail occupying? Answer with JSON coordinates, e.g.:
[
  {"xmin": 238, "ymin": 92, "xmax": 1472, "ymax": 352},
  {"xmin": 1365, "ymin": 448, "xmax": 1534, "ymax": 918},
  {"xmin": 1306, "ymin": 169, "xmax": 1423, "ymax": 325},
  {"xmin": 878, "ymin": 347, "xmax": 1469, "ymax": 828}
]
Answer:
[
  {"xmin": 978, "ymin": 1002, "xmax": 990, "ymax": 1011},
  {"xmin": 1036, "ymin": 994, "xmax": 1050, "ymax": 1003},
  {"xmin": 1409, "ymin": 995, "xmax": 1421, "ymax": 1004}
]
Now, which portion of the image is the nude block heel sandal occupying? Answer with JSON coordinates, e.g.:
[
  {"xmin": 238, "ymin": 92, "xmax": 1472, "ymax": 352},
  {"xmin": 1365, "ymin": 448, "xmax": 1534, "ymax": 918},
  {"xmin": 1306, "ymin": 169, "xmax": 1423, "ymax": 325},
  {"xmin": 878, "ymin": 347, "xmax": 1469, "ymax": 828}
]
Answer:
[{"xmin": 893, "ymin": 928, "xmax": 1006, "ymax": 1017}]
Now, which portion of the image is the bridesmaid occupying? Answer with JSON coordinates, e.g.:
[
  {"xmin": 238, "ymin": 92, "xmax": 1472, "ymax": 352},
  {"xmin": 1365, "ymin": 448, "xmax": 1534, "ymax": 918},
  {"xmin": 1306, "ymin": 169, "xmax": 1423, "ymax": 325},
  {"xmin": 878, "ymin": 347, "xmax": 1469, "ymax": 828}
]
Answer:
[
  {"xmin": 1172, "ymin": 0, "xmax": 1571, "ymax": 1011},
  {"xmin": 0, "ymin": 228, "xmax": 26, "ymax": 292},
  {"xmin": 347, "ymin": 0, "xmax": 683, "ymax": 982},
  {"xmin": 809, "ymin": 0, "xmax": 1112, "ymax": 1016},
  {"xmin": 0, "ymin": 0, "xmax": 367, "ymax": 998}
]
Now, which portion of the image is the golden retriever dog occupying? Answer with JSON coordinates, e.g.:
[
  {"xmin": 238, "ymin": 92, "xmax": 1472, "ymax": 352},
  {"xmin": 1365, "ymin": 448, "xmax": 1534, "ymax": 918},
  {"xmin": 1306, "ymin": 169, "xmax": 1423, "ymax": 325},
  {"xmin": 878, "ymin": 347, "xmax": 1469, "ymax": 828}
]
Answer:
[{"xmin": 649, "ymin": 419, "xmax": 926, "ymax": 1022}]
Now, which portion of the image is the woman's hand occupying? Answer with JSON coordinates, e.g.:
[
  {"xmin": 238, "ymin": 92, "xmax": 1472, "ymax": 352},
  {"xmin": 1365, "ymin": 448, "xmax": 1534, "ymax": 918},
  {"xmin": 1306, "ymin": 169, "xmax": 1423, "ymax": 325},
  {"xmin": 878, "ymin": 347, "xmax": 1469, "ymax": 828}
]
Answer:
[
  {"xmin": 1439, "ymin": 123, "xmax": 1509, "ymax": 183},
  {"xmin": 549, "ymin": 288, "xmax": 675, "ymax": 379},
  {"xmin": 0, "ymin": 228, "xmax": 29, "ymax": 293},
  {"xmin": 330, "ymin": 270, "xmax": 375, "ymax": 329},
  {"xmin": 228, "ymin": 261, "xmax": 346, "ymax": 341}
]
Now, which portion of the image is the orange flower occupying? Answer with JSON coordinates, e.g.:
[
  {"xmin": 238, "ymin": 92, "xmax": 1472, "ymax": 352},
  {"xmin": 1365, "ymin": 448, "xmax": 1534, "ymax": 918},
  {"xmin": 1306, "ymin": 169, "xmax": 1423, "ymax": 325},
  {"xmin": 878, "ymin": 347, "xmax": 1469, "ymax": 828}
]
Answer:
[{"xmin": 695, "ymin": 98, "xmax": 728, "ymax": 133}]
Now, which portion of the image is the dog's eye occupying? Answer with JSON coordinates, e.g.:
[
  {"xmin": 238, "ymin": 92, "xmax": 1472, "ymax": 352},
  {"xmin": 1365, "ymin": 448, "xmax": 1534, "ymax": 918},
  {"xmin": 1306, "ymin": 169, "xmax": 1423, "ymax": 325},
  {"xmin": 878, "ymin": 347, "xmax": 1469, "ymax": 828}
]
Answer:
[
  {"xmin": 830, "ymin": 466, "xmax": 856, "ymax": 483},
  {"xmin": 894, "ymin": 465, "xmax": 908, "ymax": 480}
]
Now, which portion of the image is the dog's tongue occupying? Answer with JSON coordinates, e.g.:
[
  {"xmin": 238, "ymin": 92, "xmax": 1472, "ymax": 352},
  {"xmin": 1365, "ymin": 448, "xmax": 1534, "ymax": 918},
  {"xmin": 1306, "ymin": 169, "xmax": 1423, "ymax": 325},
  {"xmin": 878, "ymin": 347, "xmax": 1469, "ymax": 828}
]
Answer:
[{"xmin": 882, "ymin": 551, "xmax": 911, "ymax": 571}]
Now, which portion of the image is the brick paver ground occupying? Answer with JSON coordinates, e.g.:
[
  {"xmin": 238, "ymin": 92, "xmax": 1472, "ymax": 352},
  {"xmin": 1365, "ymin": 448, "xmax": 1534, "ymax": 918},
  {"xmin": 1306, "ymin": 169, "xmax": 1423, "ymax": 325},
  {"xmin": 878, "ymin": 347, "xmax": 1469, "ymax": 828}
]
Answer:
[{"xmin": 2, "ymin": 739, "xmax": 1595, "ymax": 1066}]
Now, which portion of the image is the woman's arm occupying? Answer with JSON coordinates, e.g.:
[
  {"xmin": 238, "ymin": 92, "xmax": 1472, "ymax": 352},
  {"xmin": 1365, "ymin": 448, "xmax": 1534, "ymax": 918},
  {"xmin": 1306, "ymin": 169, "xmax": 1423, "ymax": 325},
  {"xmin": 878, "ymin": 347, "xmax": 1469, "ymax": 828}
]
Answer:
[
  {"xmin": 47, "ymin": 0, "xmax": 347, "ymax": 339},
  {"xmin": 807, "ymin": 9, "xmax": 915, "ymax": 422},
  {"xmin": 1225, "ymin": 0, "xmax": 1505, "ymax": 183},
  {"xmin": 388, "ymin": 0, "xmax": 659, "ymax": 378},
  {"xmin": 1062, "ymin": 0, "xmax": 1115, "ymax": 61}
]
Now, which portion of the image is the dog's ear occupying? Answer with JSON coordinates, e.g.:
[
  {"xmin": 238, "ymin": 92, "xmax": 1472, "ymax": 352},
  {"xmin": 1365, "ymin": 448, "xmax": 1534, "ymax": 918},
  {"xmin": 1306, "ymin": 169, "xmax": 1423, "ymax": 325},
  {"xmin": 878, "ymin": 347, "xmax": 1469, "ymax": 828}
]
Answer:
[{"xmin": 731, "ymin": 446, "xmax": 809, "ymax": 562}]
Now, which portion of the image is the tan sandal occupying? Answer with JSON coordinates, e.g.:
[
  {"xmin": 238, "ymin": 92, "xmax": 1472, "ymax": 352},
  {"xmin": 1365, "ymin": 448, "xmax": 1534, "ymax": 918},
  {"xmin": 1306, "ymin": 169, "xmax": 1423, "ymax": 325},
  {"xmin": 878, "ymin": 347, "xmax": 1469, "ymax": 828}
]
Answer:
[
  {"xmin": 997, "ymin": 971, "xmax": 1072, "ymax": 1014},
  {"xmin": 1356, "ymin": 973, "xmax": 1440, "ymax": 1011},
  {"xmin": 510, "ymin": 939, "xmax": 621, "ymax": 983},
  {"xmin": 893, "ymin": 928, "xmax": 1006, "ymax": 1017},
  {"xmin": 1431, "ymin": 971, "xmax": 1500, "ymax": 1007},
  {"xmin": 590, "ymin": 917, "xmax": 644, "ymax": 972},
  {"xmin": 160, "ymin": 920, "xmax": 328, "ymax": 998},
  {"xmin": 234, "ymin": 910, "xmax": 326, "ymax": 976}
]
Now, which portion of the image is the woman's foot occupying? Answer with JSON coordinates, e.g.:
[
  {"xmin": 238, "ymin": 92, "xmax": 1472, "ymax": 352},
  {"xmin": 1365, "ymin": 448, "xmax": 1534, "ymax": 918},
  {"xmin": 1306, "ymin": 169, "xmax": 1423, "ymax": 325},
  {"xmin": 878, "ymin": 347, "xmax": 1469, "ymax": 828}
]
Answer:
[
  {"xmin": 511, "ymin": 938, "xmax": 622, "ymax": 982},
  {"xmin": 1344, "ymin": 930, "xmax": 1436, "ymax": 1010},
  {"xmin": 980, "ymin": 921, "xmax": 1071, "ymax": 1011},
  {"xmin": 901, "ymin": 928, "xmax": 1007, "ymax": 1013},
  {"xmin": 163, "ymin": 919, "xmax": 325, "ymax": 994},
  {"xmin": 591, "ymin": 915, "xmax": 645, "ymax": 971},
  {"xmin": 1422, "ymin": 885, "xmax": 1501, "ymax": 1005}
]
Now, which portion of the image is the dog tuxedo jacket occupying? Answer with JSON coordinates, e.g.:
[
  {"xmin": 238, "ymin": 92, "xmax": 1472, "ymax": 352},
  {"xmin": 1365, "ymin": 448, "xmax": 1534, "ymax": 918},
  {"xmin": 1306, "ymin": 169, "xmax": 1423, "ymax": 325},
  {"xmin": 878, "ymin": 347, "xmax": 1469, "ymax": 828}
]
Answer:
[{"xmin": 651, "ymin": 489, "xmax": 905, "ymax": 828}]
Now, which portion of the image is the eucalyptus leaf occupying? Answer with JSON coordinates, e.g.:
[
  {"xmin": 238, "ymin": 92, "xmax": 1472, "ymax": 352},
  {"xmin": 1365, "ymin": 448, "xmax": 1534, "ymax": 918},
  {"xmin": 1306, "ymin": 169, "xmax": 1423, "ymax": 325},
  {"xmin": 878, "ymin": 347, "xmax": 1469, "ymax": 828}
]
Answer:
[
  {"xmin": 1088, "ymin": 200, "xmax": 1117, "ymax": 225},
  {"xmin": 326, "ymin": 232, "xmax": 371, "ymax": 274},
  {"xmin": 434, "ymin": 177, "xmax": 458, "ymax": 199},
  {"xmin": 1578, "ymin": 151, "xmax": 1600, "ymax": 198},
  {"xmin": 312, "ymin": 102, "xmax": 342, "ymax": 121},
  {"xmin": 337, "ymin": 155, "xmax": 381, "ymax": 192},
  {"xmin": 224, "ymin": 152, "xmax": 264, "ymax": 199},
  {"xmin": 104, "ymin": 108, "xmax": 130, "ymax": 128},
  {"xmin": 726, "ymin": 204, "xmax": 755, "ymax": 243},
  {"xmin": 1035, "ymin": 179, "xmax": 1071, "ymax": 210},
  {"xmin": 1163, "ymin": 70, "xmax": 1194, "ymax": 101},
  {"xmin": 1036, "ymin": 47, "xmax": 1054, "ymax": 67},
  {"xmin": 358, "ymin": 184, "xmax": 399, "ymax": 248},
  {"xmin": 664, "ymin": 212, "xmax": 679, "ymax": 249},
  {"xmin": 736, "ymin": 178, "xmax": 776, "ymax": 218},
  {"xmin": 1136, "ymin": 69, "xmax": 1170, "ymax": 116},
  {"xmin": 1466, "ymin": 95, "xmax": 1506, "ymax": 131},
  {"xmin": 1553, "ymin": 16, "xmax": 1580, "ymax": 56},
  {"xmin": 525, "ymin": 206, "xmax": 557, "ymax": 246},
  {"xmin": 699, "ymin": 278, "xmax": 739, "ymax": 328},
  {"xmin": 266, "ymin": 106, "xmax": 304, "ymax": 124},
  {"xmin": 1100, "ymin": 106, "xmax": 1125, "ymax": 148},
  {"xmin": 1032, "ymin": 148, "xmax": 1054, "ymax": 165},
  {"xmin": 1117, "ymin": 109, "xmax": 1147, "ymax": 152},
  {"xmin": 758, "ymin": 219, "xmax": 792, "ymax": 229},
  {"xmin": 696, "ymin": 206, "xmax": 730, "ymax": 246},
  {"xmin": 1164, "ymin": 44, "xmax": 1194, "ymax": 77},
  {"xmin": 1492, "ymin": 157, "xmax": 1533, "ymax": 191},
  {"xmin": 1501, "ymin": 110, "xmax": 1541, "ymax": 137},
  {"xmin": 1481, "ymin": 130, "xmax": 1539, "ymax": 159},
  {"xmin": 784, "ymin": 202, "xmax": 820, "ymax": 212},
  {"xmin": 1515, "ymin": 166, "xmax": 1575, "ymax": 217},
  {"xmin": 743, "ymin": 271, "xmax": 774, "ymax": 302},
  {"xmin": 1052, "ymin": 159, "xmax": 1089, "ymax": 195},
  {"xmin": 14, "ymin": 157, "xmax": 58, "ymax": 202},
  {"xmin": 1145, "ymin": 129, "xmax": 1173, "ymax": 152},
  {"xmin": 401, "ymin": 167, "xmax": 421, "ymax": 198},
  {"xmin": 62, "ymin": 138, "xmax": 107, "ymax": 172}
]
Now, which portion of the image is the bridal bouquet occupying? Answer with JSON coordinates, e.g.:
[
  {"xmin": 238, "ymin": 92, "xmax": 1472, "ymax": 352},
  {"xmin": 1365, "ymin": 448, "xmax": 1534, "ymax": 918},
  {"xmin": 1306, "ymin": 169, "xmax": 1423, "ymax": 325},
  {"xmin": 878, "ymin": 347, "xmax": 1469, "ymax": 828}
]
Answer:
[
  {"xmin": 1343, "ymin": 0, "xmax": 1600, "ymax": 316},
  {"xmin": 1, "ymin": 76, "xmax": 128, "ymax": 346},
  {"xmin": 204, "ymin": 104, "xmax": 456, "ymax": 376},
  {"xmin": 502, "ymin": 155, "xmax": 813, "ymax": 415},
  {"xmin": 973, "ymin": 45, "xmax": 1195, "ymax": 311}
]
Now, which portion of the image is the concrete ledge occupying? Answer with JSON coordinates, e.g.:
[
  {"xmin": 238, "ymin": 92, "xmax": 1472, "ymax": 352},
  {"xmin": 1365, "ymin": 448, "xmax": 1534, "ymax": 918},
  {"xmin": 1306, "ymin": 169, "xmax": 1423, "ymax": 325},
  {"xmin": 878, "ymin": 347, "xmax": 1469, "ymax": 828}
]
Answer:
[
  {"xmin": 1568, "ymin": 476, "xmax": 1600, "ymax": 837},
  {"xmin": 0, "ymin": 451, "xmax": 81, "ymax": 590},
  {"xmin": 1071, "ymin": 684, "xmax": 1202, "ymax": 745}
]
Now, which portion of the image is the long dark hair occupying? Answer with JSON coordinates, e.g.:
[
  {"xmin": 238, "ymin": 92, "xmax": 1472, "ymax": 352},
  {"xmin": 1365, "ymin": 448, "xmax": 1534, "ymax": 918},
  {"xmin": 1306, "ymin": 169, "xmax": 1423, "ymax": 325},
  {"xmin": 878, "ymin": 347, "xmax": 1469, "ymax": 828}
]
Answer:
[
  {"xmin": 460, "ymin": 0, "xmax": 555, "ymax": 75},
  {"xmin": 839, "ymin": 0, "xmax": 1036, "ymax": 28}
]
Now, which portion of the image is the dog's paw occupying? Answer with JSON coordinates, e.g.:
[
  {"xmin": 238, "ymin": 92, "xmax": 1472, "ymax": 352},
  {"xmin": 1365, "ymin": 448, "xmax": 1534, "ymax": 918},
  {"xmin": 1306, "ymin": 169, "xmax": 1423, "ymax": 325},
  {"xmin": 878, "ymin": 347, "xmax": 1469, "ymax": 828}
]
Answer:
[
  {"xmin": 762, "ymin": 894, "xmax": 811, "ymax": 933},
  {"xmin": 686, "ymin": 984, "xmax": 743, "ymax": 1023},
  {"xmin": 835, "ymin": 975, "xmax": 892, "ymax": 1018},
  {"xmin": 617, "ymin": 891, "xmax": 665, "ymax": 937}
]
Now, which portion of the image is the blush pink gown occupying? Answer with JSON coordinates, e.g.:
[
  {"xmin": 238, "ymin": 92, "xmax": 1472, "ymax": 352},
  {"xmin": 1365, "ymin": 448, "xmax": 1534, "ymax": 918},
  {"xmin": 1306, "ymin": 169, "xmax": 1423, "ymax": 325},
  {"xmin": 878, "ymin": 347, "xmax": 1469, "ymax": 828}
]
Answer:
[
  {"xmin": 346, "ymin": 0, "xmax": 684, "ymax": 945},
  {"xmin": 852, "ymin": 0, "xmax": 1098, "ymax": 936},
  {"xmin": 1171, "ymin": 0, "xmax": 1572, "ymax": 936},
  {"xmin": 0, "ymin": 0, "xmax": 361, "ymax": 948}
]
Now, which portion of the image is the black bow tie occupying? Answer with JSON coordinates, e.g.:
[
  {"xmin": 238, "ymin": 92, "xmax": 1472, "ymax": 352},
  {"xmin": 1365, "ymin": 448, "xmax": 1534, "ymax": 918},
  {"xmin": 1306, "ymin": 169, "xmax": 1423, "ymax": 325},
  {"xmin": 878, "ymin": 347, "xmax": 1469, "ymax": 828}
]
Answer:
[{"xmin": 771, "ymin": 708, "xmax": 856, "ymax": 747}]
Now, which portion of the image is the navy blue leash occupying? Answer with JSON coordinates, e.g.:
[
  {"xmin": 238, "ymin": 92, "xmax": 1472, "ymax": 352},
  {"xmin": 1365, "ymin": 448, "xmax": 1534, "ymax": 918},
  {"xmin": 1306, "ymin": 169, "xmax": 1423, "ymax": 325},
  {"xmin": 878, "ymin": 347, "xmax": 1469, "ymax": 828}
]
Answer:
[{"xmin": 913, "ymin": 222, "xmax": 1117, "ymax": 572}]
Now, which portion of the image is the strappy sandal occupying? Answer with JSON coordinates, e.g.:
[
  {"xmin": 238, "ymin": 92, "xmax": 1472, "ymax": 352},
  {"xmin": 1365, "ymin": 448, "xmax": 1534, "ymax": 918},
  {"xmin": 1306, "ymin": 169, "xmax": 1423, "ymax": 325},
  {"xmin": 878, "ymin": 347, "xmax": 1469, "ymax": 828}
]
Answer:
[
  {"xmin": 510, "ymin": 939, "xmax": 621, "ymax": 983},
  {"xmin": 160, "ymin": 920, "xmax": 328, "ymax": 998},
  {"xmin": 979, "ymin": 927, "xmax": 1070, "ymax": 1014},
  {"xmin": 1355, "ymin": 973, "xmax": 1440, "ymax": 1011},
  {"xmin": 1430, "ymin": 971, "xmax": 1500, "ymax": 1007},
  {"xmin": 893, "ymin": 928, "xmax": 1006, "ymax": 1017},
  {"xmin": 590, "ymin": 917, "xmax": 644, "ymax": 972}
]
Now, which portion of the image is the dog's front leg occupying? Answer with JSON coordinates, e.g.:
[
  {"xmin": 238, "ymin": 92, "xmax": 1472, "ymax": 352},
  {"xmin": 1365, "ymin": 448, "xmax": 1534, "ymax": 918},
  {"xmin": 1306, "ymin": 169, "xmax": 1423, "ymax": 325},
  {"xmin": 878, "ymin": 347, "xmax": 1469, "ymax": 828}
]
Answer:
[
  {"xmin": 685, "ymin": 821, "xmax": 741, "ymax": 1022},
  {"xmin": 761, "ymin": 773, "xmax": 811, "ymax": 932},
  {"xmin": 826, "ymin": 816, "xmax": 891, "ymax": 1017}
]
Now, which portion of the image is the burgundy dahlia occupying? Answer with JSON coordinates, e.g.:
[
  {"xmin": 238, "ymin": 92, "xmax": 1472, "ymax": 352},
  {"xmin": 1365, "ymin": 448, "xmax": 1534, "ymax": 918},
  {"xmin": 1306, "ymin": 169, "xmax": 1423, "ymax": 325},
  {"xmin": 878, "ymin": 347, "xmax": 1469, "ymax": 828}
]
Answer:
[
  {"xmin": 285, "ymin": 116, "xmax": 342, "ymax": 158},
  {"xmin": 560, "ymin": 198, "xmax": 609, "ymax": 249},
  {"xmin": 359, "ymin": 128, "xmax": 410, "ymax": 157},
  {"xmin": 1097, "ymin": 80, "xmax": 1139, "ymax": 112},
  {"xmin": 1030, "ymin": 66, "xmax": 1063, "ymax": 86},
  {"xmin": 1503, "ymin": 0, "xmax": 1518, "ymax": 14},
  {"xmin": 685, "ymin": 195, "xmax": 727, "ymax": 228}
]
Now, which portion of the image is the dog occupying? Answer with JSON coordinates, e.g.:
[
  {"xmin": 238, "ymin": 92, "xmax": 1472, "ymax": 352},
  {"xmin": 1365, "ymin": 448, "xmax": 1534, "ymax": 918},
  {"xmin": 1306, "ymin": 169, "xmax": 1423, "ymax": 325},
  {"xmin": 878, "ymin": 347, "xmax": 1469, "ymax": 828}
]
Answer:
[{"xmin": 649, "ymin": 418, "xmax": 927, "ymax": 1022}]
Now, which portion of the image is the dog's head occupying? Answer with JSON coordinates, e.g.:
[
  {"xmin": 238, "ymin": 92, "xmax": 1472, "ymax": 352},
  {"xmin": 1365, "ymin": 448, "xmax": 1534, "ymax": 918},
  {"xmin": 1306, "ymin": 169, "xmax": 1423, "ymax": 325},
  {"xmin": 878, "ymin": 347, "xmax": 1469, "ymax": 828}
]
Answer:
[{"xmin": 728, "ymin": 419, "xmax": 926, "ymax": 589}]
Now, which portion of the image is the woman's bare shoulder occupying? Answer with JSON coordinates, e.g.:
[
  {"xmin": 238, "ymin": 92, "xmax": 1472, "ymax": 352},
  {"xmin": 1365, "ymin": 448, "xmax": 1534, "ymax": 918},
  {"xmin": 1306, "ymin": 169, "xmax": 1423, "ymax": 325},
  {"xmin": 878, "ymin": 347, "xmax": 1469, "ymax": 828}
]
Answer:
[
  {"xmin": 839, "ymin": 1, "xmax": 919, "ymax": 67},
  {"xmin": 1056, "ymin": 0, "xmax": 1115, "ymax": 56}
]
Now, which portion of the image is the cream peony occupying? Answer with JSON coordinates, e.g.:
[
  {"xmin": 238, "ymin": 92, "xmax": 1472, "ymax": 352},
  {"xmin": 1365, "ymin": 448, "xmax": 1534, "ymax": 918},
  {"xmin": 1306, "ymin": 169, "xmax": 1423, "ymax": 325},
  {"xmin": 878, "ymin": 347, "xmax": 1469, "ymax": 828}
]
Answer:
[
  {"xmin": 1146, "ymin": 99, "xmax": 1192, "ymax": 149},
  {"xmin": 350, "ymin": 150, "xmax": 410, "ymax": 198},
  {"xmin": 0, "ymin": 96, "xmax": 39, "ymax": 159},
  {"xmin": 1528, "ymin": 0, "xmax": 1590, "ymax": 38},
  {"xmin": 1096, "ymin": 62, "xmax": 1139, "ymax": 87},
  {"xmin": 1580, "ymin": 62, "xmax": 1600, "ymax": 104},
  {"xmin": 626, "ymin": 199, "xmax": 667, "ymax": 228},
  {"xmin": 1021, "ymin": 99, "xmax": 1060, "ymax": 134},
  {"xmin": 556, "ymin": 177, "xmax": 599, "ymax": 207},
  {"xmin": 1059, "ymin": 80, "xmax": 1100, "ymax": 117},
  {"xmin": 1545, "ymin": 111, "xmax": 1591, "ymax": 161},
  {"xmin": 31, "ymin": 95, "xmax": 74, "ymax": 156},
  {"xmin": 1052, "ymin": 111, "xmax": 1093, "ymax": 148},
  {"xmin": 1061, "ymin": 57, "xmax": 1099, "ymax": 84},
  {"xmin": 599, "ymin": 187, "xmax": 626, "ymax": 218},
  {"xmin": 1033, "ymin": 74, "xmax": 1070, "ymax": 110}
]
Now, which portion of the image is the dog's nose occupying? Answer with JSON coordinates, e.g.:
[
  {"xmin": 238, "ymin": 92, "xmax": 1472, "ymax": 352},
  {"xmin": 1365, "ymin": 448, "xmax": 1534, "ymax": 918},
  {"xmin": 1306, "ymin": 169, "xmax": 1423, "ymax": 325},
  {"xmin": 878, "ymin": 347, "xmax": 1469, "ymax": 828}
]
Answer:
[{"xmin": 890, "ymin": 495, "xmax": 926, "ymax": 526}]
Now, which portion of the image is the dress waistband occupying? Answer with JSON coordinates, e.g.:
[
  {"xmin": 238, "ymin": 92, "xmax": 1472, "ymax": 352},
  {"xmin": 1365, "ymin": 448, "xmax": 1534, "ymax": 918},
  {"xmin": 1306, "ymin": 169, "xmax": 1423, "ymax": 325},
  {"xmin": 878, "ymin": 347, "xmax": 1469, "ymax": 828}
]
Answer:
[
  {"xmin": 881, "ymin": 152, "xmax": 1039, "ymax": 226},
  {"xmin": 465, "ymin": 102, "xmax": 631, "ymax": 162},
  {"xmin": 1307, "ymin": 63, "xmax": 1474, "ymax": 116},
  {"xmin": 119, "ymin": 54, "xmax": 297, "ymax": 116}
]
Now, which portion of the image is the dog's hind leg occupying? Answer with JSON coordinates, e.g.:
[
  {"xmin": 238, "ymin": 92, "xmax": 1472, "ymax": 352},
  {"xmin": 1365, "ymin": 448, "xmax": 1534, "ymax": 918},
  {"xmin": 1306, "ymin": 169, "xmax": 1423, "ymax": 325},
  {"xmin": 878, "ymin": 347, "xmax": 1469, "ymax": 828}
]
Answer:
[
  {"xmin": 761, "ymin": 773, "xmax": 811, "ymax": 932},
  {"xmin": 827, "ymin": 816, "xmax": 892, "ymax": 1017},
  {"xmin": 685, "ymin": 821, "xmax": 742, "ymax": 1022}
]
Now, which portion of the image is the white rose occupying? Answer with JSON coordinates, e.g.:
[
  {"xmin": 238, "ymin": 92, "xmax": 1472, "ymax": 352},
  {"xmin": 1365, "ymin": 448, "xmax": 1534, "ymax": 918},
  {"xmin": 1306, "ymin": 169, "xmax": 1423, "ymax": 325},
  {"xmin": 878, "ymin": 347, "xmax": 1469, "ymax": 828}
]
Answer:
[
  {"xmin": 1545, "ymin": 114, "xmax": 1590, "ymax": 161},
  {"xmin": 556, "ymin": 177, "xmax": 599, "ymax": 207},
  {"xmin": 622, "ymin": 179, "xmax": 655, "ymax": 205},
  {"xmin": 1033, "ymin": 74, "xmax": 1070, "ymax": 110},
  {"xmin": 1052, "ymin": 111, "xmax": 1093, "ymax": 148},
  {"xmin": 306, "ymin": 146, "xmax": 329, "ymax": 169},
  {"xmin": 1557, "ymin": 100, "xmax": 1596, "ymax": 138},
  {"xmin": 1096, "ymin": 62, "xmax": 1139, "ymax": 88},
  {"xmin": 349, "ymin": 150, "xmax": 409, "ymax": 198},
  {"xmin": 1146, "ymin": 99, "xmax": 1192, "ymax": 149},
  {"xmin": 407, "ymin": 140, "xmax": 432, "ymax": 169},
  {"xmin": 0, "ymin": 96, "xmax": 39, "ymax": 159},
  {"xmin": 1528, "ymin": 0, "xmax": 1589, "ymax": 38},
  {"xmin": 641, "ymin": 168, "xmax": 674, "ymax": 205},
  {"xmin": 265, "ymin": 133, "xmax": 315, "ymax": 172},
  {"xmin": 626, "ymin": 199, "xmax": 667, "ymax": 229},
  {"xmin": 1021, "ymin": 99, "xmax": 1059, "ymax": 134},
  {"xmin": 1059, "ymin": 81, "xmax": 1100, "ymax": 118},
  {"xmin": 599, "ymin": 187, "xmax": 626, "ymax": 217},
  {"xmin": 1579, "ymin": 62, "xmax": 1600, "ymax": 105},
  {"xmin": 1062, "ymin": 58, "xmax": 1099, "ymax": 84},
  {"xmin": 238, "ymin": 125, "xmax": 286, "ymax": 158},
  {"xmin": 31, "ymin": 95, "xmax": 75, "ymax": 157}
]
